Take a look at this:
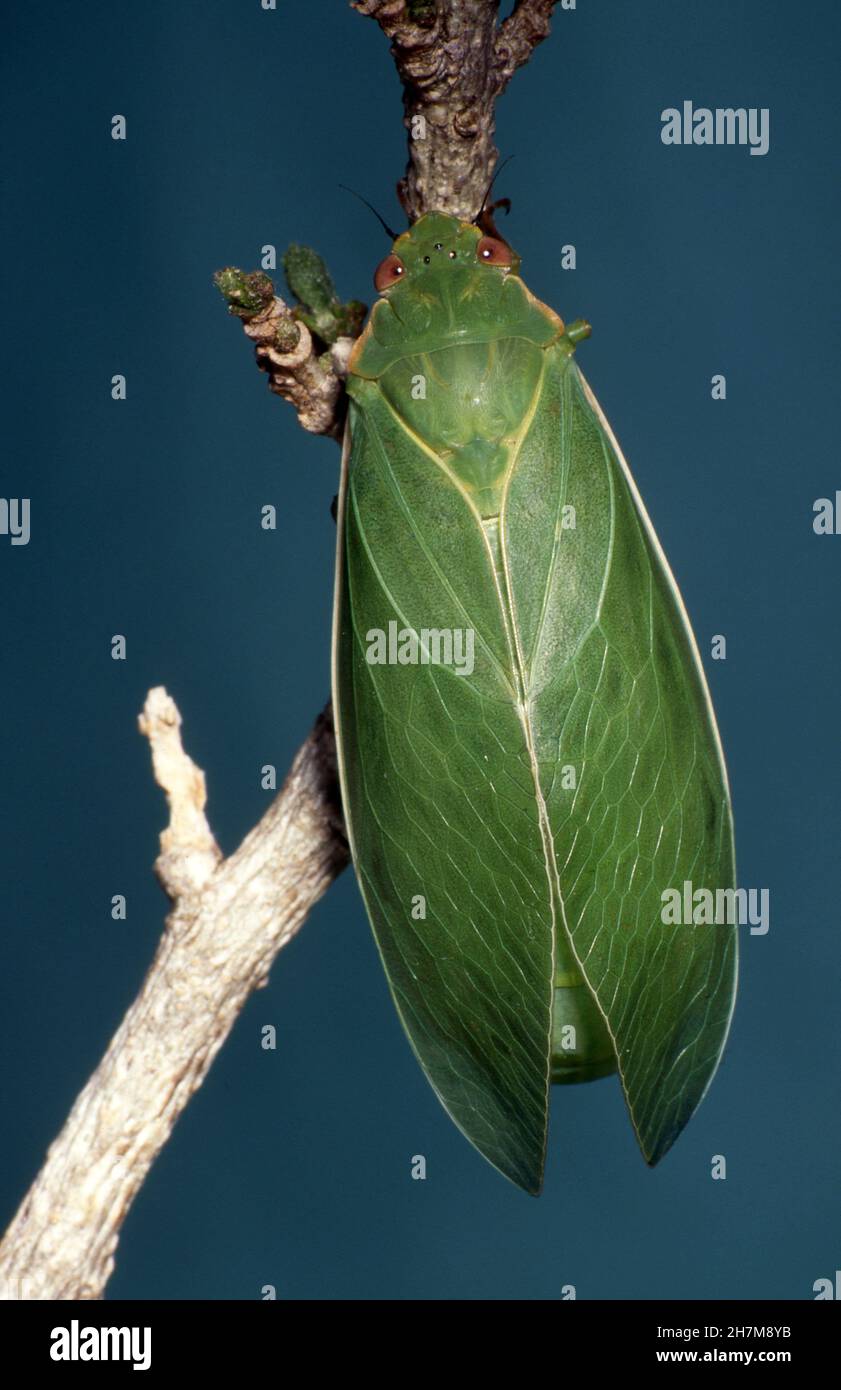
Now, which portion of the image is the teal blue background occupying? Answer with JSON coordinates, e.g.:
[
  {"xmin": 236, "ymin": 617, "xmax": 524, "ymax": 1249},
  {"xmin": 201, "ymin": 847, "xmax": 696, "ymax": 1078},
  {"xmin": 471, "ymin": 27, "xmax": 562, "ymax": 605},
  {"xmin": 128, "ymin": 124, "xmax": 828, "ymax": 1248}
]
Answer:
[{"xmin": 1, "ymin": 0, "xmax": 838, "ymax": 1299}]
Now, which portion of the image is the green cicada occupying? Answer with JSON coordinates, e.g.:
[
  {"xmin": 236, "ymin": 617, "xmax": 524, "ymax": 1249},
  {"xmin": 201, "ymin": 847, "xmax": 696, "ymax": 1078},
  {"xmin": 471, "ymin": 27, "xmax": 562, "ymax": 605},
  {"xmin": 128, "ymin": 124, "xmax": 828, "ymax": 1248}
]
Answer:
[{"xmin": 332, "ymin": 205, "xmax": 736, "ymax": 1194}]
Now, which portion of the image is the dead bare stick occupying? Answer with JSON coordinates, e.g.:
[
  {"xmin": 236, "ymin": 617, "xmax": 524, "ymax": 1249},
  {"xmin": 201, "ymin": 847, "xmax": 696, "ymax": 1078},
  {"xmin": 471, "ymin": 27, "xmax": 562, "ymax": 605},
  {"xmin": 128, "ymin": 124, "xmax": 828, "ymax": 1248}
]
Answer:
[{"xmin": 0, "ymin": 692, "xmax": 346, "ymax": 1300}]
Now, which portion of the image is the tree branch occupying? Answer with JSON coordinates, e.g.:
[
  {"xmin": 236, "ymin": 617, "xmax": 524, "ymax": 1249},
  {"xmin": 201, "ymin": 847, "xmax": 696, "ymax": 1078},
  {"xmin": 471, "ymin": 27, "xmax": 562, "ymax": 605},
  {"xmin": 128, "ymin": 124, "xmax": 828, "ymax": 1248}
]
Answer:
[
  {"xmin": 353, "ymin": 0, "xmax": 559, "ymax": 221},
  {"xmin": 213, "ymin": 266, "xmax": 359, "ymax": 440},
  {"xmin": 246, "ymin": 306, "xmax": 353, "ymax": 440},
  {"xmin": 0, "ymin": 0, "xmax": 559, "ymax": 1300},
  {"xmin": 0, "ymin": 691, "xmax": 347, "ymax": 1300}
]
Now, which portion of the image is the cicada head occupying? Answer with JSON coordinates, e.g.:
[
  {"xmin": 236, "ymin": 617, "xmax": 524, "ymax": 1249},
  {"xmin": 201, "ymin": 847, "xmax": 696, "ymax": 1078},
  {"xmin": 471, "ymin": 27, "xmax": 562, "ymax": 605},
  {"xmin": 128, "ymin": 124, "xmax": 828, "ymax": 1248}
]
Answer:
[
  {"xmin": 372, "ymin": 210, "xmax": 521, "ymax": 299},
  {"xmin": 349, "ymin": 209, "xmax": 561, "ymax": 380}
]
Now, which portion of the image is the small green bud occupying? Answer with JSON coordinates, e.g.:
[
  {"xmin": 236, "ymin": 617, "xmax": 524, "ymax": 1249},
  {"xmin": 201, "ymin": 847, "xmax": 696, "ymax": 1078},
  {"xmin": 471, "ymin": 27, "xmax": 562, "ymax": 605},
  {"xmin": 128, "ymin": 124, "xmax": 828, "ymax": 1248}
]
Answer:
[
  {"xmin": 283, "ymin": 245, "xmax": 366, "ymax": 345},
  {"xmin": 214, "ymin": 268, "xmax": 275, "ymax": 319},
  {"xmin": 283, "ymin": 245, "xmax": 337, "ymax": 315}
]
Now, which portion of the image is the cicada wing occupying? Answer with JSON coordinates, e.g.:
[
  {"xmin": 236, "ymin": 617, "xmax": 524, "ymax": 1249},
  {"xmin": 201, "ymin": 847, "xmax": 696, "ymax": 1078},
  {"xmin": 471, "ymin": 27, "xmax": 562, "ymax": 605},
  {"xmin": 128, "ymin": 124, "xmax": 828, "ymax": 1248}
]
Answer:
[
  {"xmin": 501, "ymin": 349, "xmax": 737, "ymax": 1164},
  {"xmin": 332, "ymin": 396, "xmax": 556, "ymax": 1195}
]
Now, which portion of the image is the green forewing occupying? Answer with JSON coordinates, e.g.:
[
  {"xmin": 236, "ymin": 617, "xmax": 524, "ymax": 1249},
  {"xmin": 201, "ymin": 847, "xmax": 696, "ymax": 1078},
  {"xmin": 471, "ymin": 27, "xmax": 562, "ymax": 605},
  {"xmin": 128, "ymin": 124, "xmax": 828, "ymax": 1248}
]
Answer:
[{"xmin": 333, "ymin": 227, "xmax": 736, "ymax": 1192}]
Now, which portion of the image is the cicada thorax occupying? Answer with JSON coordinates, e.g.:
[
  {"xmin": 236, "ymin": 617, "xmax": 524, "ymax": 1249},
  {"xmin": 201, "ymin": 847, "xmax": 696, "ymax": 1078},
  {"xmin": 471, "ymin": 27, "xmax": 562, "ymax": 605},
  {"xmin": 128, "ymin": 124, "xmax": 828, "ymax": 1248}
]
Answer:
[
  {"xmin": 374, "ymin": 340, "xmax": 545, "ymax": 517},
  {"xmin": 348, "ymin": 214, "xmax": 565, "ymax": 520}
]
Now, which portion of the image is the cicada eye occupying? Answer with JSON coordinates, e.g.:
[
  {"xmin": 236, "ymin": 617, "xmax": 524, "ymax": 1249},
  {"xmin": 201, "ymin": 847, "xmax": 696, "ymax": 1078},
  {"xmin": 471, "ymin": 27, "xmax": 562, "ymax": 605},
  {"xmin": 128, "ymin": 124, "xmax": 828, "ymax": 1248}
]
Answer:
[
  {"xmin": 476, "ymin": 236, "xmax": 512, "ymax": 267},
  {"xmin": 374, "ymin": 254, "xmax": 405, "ymax": 291}
]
